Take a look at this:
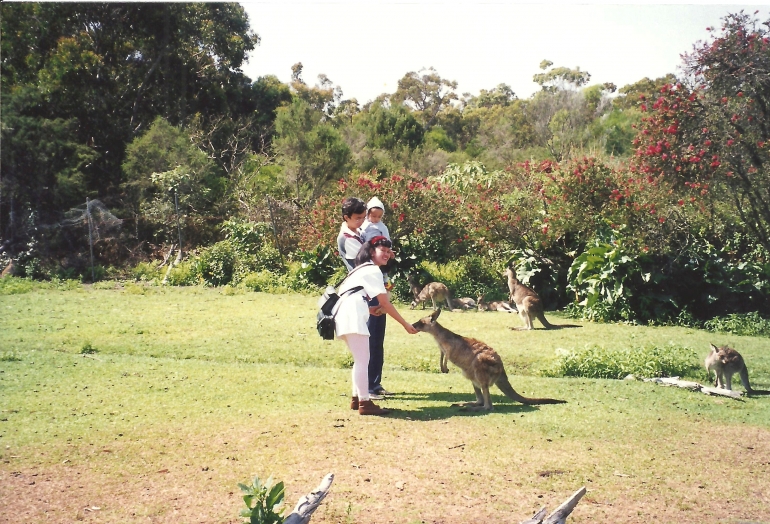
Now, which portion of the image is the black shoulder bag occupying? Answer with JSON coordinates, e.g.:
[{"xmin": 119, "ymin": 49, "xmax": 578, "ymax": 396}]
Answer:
[{"xmin": 315, "ymin": 263, "xmax": 372, "ymax": 340}]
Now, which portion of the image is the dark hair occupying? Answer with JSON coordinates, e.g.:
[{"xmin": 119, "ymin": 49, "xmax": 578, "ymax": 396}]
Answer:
[
  {"xmin": 341, "ymin": 197, "xmax": 366, "ymax": 219},
  {"xmin": 354, "ymin": 238, "xmax": 392, "ymax": 267}
]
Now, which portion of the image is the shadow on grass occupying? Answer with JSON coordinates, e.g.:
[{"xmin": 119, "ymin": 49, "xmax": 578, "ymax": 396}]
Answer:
[
  {"xmin": 510, "ymin": 324, "xmax": 583, "ymax": 331},
  {"xmin": 380, "ymin": 391, "xmax": 544, "ymax": 420}
]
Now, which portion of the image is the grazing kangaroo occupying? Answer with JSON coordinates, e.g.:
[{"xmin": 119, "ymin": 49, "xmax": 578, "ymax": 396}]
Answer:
[
  {"xmin": 476, "ymin": 294, "xmax": 516, "ymax": 313},
  {"xmin": 412, "ymin": 309, "xmax": 566, "ymax": 410},
  {"xmin": 705, "ymin": 344, "xmax": 753, "ymax": 393},
  {"xmin": 408, "ymin": 276, "xmax": 453, "ymax": 311},
  {"xmin": 451, "ymin": 297, "xmax": 477, "ymax": 310},
  {"xmin": 504, "ymin": 268, "xmax": 554, "ymax": 329}
]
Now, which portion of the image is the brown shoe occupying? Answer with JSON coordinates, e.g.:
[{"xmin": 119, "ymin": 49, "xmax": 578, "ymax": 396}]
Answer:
[
  {"xmin": 358, "ymin": 399, "xmax": 389, "ymax": 416},
  {"xmin": 350, "ymin": 396, "xmax": 359, "ymax": 410}
]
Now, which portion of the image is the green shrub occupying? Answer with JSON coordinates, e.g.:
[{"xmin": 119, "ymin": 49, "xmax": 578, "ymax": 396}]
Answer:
[
  {"xmin": 240, "ymin": 271, "xmax": 282, "ymax": 293},
  {"xmin": 222, "ymin": 219, "xmax": 273, "ymax": 255},
  {"xmin": 544, "ymin": 344, "xmax": 700, "ymax": 380},
  {"xmin": 166, "ymin": 260, "xmax": 200, "ymax": 286},
  {"xmin": 195, "ymin": 241, "xmax": 236, "ymax": 286},
  {"xmin": 704, "ymin": 312, "xmax": 770, "ymax": 337},
  {"xmin": 292, "ymin": 246, "xmax": 340, "ymax": 288},
  {"xmin": 132, "ymin": 261, "xmax": 164, "ymax": 282},
  {"xmin": 0, "ymin": 277, "xmax": 36, "ymax": 295},
  {"xmin": 404, "ymin": 256, "xmax": 505, "ymax": 302}
]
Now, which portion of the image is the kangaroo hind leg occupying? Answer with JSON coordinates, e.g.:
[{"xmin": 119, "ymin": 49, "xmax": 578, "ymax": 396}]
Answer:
[{"xmin": 453, "ymin": 384, "xmax": 484, "ymax": 409}]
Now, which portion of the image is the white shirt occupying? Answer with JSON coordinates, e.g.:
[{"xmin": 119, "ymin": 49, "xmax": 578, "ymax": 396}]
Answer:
[{"xmin": 333, "ymin": 263, "xmax": 387, "ymax": 337}]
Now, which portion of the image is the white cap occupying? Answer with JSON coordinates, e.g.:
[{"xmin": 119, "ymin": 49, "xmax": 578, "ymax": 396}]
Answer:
[{"xmin": 366, "ymin": 196, "xmax": 385, "ymax": 214}]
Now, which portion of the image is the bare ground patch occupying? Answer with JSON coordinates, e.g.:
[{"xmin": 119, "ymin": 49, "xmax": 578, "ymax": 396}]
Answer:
[{"xmin": 3, "ymin": 412, "xmax": 770, "ymax": 524}]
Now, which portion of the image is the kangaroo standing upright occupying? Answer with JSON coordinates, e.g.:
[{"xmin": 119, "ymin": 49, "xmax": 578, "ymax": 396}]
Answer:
[
  {"xmin": 412, "ymin": 309, "xmax": 566, "ymax": 410},
  {"xmin": 705, "ymin": 344, "xmax": 753, "ymax": 393},
  {"xmin": 504, "ymin": 268, "xmax": 554, "ymax": 330}
]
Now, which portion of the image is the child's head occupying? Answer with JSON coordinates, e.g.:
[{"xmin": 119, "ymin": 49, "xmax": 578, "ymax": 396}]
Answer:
[
  {"xmin": 341, "ymin": 197, "xmax": 366, "ymax": 229},
  {"xmin": 366, "ymin": 196, "xmax": 385, "ymax": 224}
]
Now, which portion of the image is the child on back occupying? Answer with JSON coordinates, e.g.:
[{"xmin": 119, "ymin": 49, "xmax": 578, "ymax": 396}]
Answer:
[{"xmin": 361, "ymin": 197, "xmax": 390, "ymax": 244}]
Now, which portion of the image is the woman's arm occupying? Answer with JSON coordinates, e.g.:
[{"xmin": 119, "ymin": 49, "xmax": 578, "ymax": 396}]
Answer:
[{"xmin": 375, "ymin": 292, "xmax": 418, "ymax": 334}]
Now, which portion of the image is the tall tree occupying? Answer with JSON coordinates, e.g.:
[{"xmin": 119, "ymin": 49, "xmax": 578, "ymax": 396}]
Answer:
[
  {"xmin": 1, "ymin": 2, "xmax": 260, "ymax": 236},
  {"xmin": 391, "ymin": 67, "xmax": 458, "ymax": 129},
  {"xmin": 273, "ymin": 99, "xmax": 350, "ymax": 203},
  {"xmin": 633, "ymin": 11, "xmax": 770, "ymax": 253}
]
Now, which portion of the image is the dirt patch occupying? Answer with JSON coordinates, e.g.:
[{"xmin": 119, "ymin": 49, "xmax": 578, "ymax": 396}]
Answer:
[{"xmin": 3, "ymin": 418, "xmax": 770, "ymax": 523}]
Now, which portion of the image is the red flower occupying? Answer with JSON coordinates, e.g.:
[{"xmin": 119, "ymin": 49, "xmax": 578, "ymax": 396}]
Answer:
[
  {"xmin": 398, "ymin": 213, "xmax": 405, "ymax": 222},
  {"xmin": 727, "ymin": 139, "xmax": 734, "ymax": 146},
  {"xmin": 737, "ymin": 92, "xmax": 744, "ymax": 97},
  {"xmin": 678, "ymin": 199, "xmax": 684, "ymax": 206},
  {"xmin": 659, "ymin": 217, "xmax": 666, "ymax": 223}
]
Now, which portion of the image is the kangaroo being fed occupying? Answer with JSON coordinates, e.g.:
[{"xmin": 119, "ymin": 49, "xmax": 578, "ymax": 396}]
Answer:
[
  {"xmin": 504, "ymin": 268, "xmax": 554, "ymax": 329},
  {"xmin": 705, "ymin": 344, "xmax": 753, "ymax": 393},
  {"xmin": 476, "ymin": 294, "xmax": 516, "ymax": 313},
  {"xmin": 412, "ymin": 309, "xmax": 566, "ymax": 410}
]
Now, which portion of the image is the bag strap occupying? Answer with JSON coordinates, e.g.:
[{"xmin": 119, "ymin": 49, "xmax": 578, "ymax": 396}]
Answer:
[
  {"xmin": 331, "ymin": 285, "xmax": 364, "ymax": 320},
  {"xmin": 334, "ymin": 261, "xmax": 374, "ymax": 287}
]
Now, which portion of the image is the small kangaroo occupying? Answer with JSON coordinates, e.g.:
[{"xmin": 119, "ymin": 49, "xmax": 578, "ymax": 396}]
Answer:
[
  {"xmin": 504, "ymin": 268, "xmax": 554, "ymax": 330},
  {"xmin": 451, "ymin": 297, "xmax": 477, "ymax": 310},
  {"xmin": 412, "ymin": 309, "xmax": 566, "ymax": 410},
  {"xmin": 409, "ymin": 279, "xmax": 453, "ymax": 311},
  {"xmin": 476, "ymin": 293, "xmax": 516, "ymax": 313},
  {"xmin": 705, "ymin": 344, "xmax": 753, "ymax": 393}
]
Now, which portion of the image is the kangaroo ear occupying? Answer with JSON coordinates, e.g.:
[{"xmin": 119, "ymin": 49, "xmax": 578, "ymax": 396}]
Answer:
[
  {"xmin": 710, "ymin": 343, "xmax": 717, "ymax": 351},
  {"xmin": 430, "ymin": 308, "xmax": 441, "ymax": 322}
]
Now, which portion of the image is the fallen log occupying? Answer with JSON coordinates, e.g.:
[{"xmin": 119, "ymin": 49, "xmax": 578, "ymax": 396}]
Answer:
[
  {"xmin": 519, "ymin": 487, "xmax": 586, "ymax": 524},
  {"xmin": 644, "ymin": 377, "xmax": 744, "ymax": 400},
  {"xmin": 284, "ymin": 473, "xmax": 334, "ymax": 524}
]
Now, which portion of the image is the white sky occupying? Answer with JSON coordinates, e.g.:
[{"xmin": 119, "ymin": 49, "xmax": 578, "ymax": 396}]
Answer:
[{"xmin": 240, "ymin": 1, "xmax": 769, "ymax": 103}]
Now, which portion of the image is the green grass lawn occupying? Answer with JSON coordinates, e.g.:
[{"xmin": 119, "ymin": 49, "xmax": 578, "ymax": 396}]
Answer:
[{"xmin": 2, "ymin": 283, "xmax": 770, "ymax": 523}]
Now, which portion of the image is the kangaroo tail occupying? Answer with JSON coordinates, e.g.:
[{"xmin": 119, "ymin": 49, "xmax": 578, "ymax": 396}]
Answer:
[
  {"xmin": 495, "ymin": 371, "xmax": 566, "ymax": 405},
  {"xmin": 740, "ymin": 366, "xmax": 753, "ymax": 393},
  {"xmin": 537, "ymin": 313, "xmax": 555, "ymax": 329}
]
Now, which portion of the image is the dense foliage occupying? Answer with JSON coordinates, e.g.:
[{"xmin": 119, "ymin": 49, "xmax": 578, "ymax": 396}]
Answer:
[{"xmin": 2, "ymin": 5, "xmax": 769, "ymax": 325}]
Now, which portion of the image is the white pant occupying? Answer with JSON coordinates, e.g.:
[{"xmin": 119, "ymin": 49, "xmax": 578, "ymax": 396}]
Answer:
[{"xmin": 341, "ymin": 333, "xmax": 370, "ymax": 400}]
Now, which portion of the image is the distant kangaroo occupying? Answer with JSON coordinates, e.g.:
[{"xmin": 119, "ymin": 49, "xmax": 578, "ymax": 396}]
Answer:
[
  {"xmin": 451, "ymin": 297, "xmax": 477, "ymax": 310},
  {"xmin": 412, "ymin": 309, "xmax": 566, "ymax": 410},
  {"xmin": 476, "ymin": 293, "xmax": 516, "ymax": 313},
  {"xmin": 408, "ymin": 274, "xmax": 453, "ymax": 311},
  {"xmin": 705, "ymin": 344, "xmax": 753, "ymax": 393},
  {"xmin": 504, "ymin": 268, "xmax": 554, "ymax": 330}
]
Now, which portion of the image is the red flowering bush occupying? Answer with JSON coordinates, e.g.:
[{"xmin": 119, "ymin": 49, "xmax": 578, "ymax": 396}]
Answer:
[
  {"xmin": 297, "ymin": 169, "xmax": 542, "ymax": 263},
  {"xmin": 633, "ymin": 11, "xmax": 770, "ymax": 253}
]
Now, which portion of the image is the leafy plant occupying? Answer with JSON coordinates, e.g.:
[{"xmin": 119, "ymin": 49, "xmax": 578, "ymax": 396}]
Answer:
[
  {"xmin": 80, "ymin": 342, "xmax": 98, "ymax": 355},
  {"xmin": 293, "ymin": 245, "xmax": 340, "ymax": 288},
  {"xmin": 238, "ymin": 475, "xmax": 285, "ymax": 524},
  {"xmin": 704, "ymin": 312, "xmax": 770, "ymax": 338},
  {"xmin": 544, "ymin": 344, "xmax": 699, "ymax": 380},
  {"xmin": 567, "ymin": 241, "xmax": 644, "ymax": 322}
]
